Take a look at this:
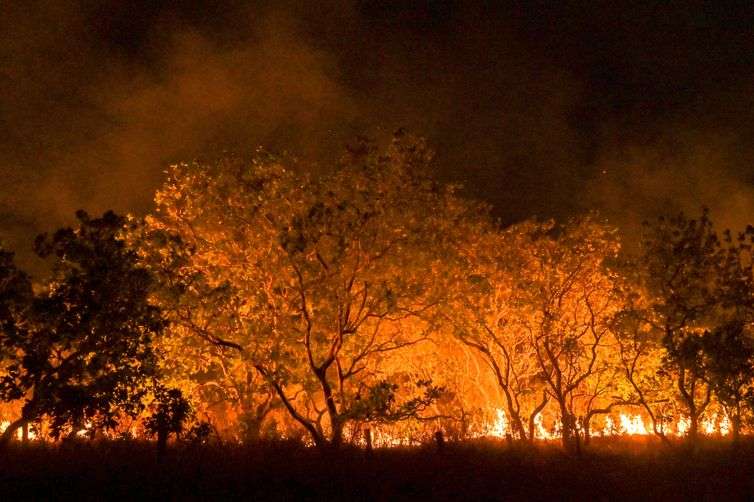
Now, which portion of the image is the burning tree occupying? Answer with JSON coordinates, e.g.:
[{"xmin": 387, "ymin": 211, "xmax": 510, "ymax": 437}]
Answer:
[
  {"xmin": 146, "ymin": 134, "xmax": 465, "ymax": 447},
  {"xmin": 515, "ymin": 217, "xmax": 623, "ymax": 451},
  {"xmin": 449, "ymin": 219, "xmax": 551, "ymax": 442}
]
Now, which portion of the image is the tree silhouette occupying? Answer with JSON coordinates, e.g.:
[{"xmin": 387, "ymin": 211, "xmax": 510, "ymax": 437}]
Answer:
[
  {"xmin": 0, "ymin": 248, "xmax": 34, "ymax": 440},
  {"xmin": 0, "ymin": 211, "xmax": 168, "ymax": 444},
  {"xmin": 144, "ymin": 385, "xmax": 192, "ymax": 456},
  {"xmin": 636, "ymin": 210, "xmax": 754, "ymax": 442}
]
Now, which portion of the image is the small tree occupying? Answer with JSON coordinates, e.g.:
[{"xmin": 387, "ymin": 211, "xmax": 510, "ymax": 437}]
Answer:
[
  {"xmin": 516, "ymin": 217, "xmax": 622, "ymax": 452},
  {"xmin": 637, "ymin": 210, "xmax": 731, "ymax": 442},
  {"xmin": 702, "ymin": 224, "xmax": 754, "ymax": 441},
  {"xmin": 0, "ymin": 211, "xmax": 167, "ymax": 445},
  {"xmin": 702, "ymin": 321, "xmax": 754, "ymax": 441},
  {"xmin": 449, "ymin": 220, "xmax": 550, "ymax": 442},
  {"xmin": 612, "ymin": 299, "xmax": 675, "ymax": 442},
  {"xmin": 144, "ymin": 385, "xmax": 192, "ymax": 455}
]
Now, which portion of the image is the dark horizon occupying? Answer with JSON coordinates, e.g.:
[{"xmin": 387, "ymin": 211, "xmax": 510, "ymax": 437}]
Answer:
[{"xmin": 3, "ymin": 1, "xmax": 754, "ymax": 272}]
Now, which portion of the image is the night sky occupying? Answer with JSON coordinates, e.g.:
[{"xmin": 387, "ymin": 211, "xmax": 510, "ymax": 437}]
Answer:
[{"xmin": 3, "ymin": 1, "xmax": 754, "ymax": 272}]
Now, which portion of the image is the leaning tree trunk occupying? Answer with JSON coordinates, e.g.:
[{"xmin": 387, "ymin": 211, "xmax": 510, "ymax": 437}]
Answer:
[
  {"xmin": 527, "ymin": 392, "xmax": 549, "ymax": 444},
  {"xmin": 0, "ymin": 417, "xmax": 28, "ymax": 449}
]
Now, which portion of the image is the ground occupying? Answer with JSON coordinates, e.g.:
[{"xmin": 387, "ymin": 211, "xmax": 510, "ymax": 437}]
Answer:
[{"xmin": 0, "ymin": 438, "xmax": 751, "ymax": 500}]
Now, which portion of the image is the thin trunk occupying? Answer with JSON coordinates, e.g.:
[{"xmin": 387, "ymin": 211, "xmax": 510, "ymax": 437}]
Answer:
[
  {"xmin": 434, "ymin": 430, "xmax": 445, "ymax": 452},
  {"xmin": 330, "ymin": 419, "xmax": 343, "ymax": 448},
  {"xmin": 256, "ymin": 364, "xmax": 325, "ymax": 448},
  {"xmin": 528, "ymin": 392, "xmax": 549, "ymax": 443},
  {"xmin": 364, "ymin": 428, "xmax": 373, "ymax": 453},
  {"xmin": 583, "ymin": 417, "xmax": 591, "ymax": 446},
  {"xmin": 732, "ymin": 415, "xmax": 741, "ymax": 444},
  {"xmin": 314, "ymin": 365, "xmax": 343, "ymax": 449},
  {"xmin": 156, "ymin": 429, "xmax": 168, "ymax": 458}
]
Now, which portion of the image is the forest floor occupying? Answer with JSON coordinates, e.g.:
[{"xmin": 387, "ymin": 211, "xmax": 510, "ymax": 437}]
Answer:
[{"xmin": 0, "ymin": 437, "xmax": 751, "ymax": 500}]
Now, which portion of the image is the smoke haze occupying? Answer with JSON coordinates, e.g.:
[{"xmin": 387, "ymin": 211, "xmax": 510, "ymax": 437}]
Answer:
[{"xmin": 2, "ymin": 1, "xmax": 754, "ymax": 272}]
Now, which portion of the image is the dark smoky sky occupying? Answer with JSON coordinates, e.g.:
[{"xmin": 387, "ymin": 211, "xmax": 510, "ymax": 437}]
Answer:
[{"xmin": 2, "ymin": 1, "xmax": 754, "ymax": 272}]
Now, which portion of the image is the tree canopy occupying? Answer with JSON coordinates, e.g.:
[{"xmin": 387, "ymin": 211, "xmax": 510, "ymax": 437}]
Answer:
[{"xmin": 2, "ymin": 135, "xmax": 754, "ymax": 451}]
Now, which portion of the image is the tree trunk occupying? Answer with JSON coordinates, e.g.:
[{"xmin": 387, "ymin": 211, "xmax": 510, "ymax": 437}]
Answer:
[
  {"xmin": 364, "ymin": 428, "xmax": 373, "ymax": 453},
  {"xmin": 731, "ymin": 415, "xmax": 741, "ymax": 444},
  {"xmin": 509, "ymin": 410, "xmax": 527, "ymax": 441},
  {"xmin": 582, "ymin": 417, "xmax": 591, "ymax": 446},
  {"xmin": 434, "ymin": 430, "xmax": 445, "ymax": 452},
  {"xmin": 329, "ymin": 419, "xmax": 344, "ymax": 449},
  {"xmin": 0, "ymin": 417, "xmax": 28, "ymax": 449},
  {"xmin": 244, "ymin": 416, "xmax": 262, "ymax": 443},
  {"xmin": 156, "ymin": 429, "xmax": 168, "ymax": 458},
  {"xmin": 688, "ymin": 413, "xmax": 698, "ymax": 444},
  {"xmin": 559, "ymin": 404, "xmax": 578, "ymax": 453},
  {"xmin": 527, "ymin": 392, "xmax": 549, "ymax": 443}
]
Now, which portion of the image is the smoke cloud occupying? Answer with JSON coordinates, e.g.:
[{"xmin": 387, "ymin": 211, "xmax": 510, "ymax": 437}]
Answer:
[{"xmin": 2, "ymin": 1, "xmax": 753, "ymax": 273}]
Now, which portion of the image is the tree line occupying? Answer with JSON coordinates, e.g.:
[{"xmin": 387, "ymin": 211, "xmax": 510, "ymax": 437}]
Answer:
[{"xmin": 2, "ymin": 132, "xmax": 754, "ymax": 453}]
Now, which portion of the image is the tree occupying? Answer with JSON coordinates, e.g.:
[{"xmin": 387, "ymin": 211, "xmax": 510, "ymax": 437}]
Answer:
[
  {"xmin": 612, "ymin": 298, "xmax": 675, "ymax": 442},
  {"xmin": 144, "ymin": 385, "xmax": 192, "ymax": 456},
  {"xmin": 0, "ymin": 248, "xmax": 33, "ymax": 440},
  {"xmin": 701, "ymin": 223, "xmax": 754, "ymax": 441},
  {"xmin": 515, "ymin": 217, "xmax": 622, "ymax": 452},
  {"xmin": 449, "ymin": 220, "xmax": 550, "ymax": 442},
  {"xmin": 634, "ymin": 210, "xmax": 754, "ymax": 442},
  {"xmin": 131, "ymin": 221, "xmax": 279, "ymax": 442},
  {"xmin": 146, "ymin": 134, "xmax": 461, "ymax": 447},
  {"xmin": 702, "ymin": 320, "xmax": 754, "ymax": 441},
  {"xmin": 0, "ymin": 248, "xmax": 32, "ymax": 353},
  {"xmin": 637, "ymin": 210, "xmax": 723, "ymax": 442},
  {"xmin": 0, "ymin": 211, "xmax": 168, "ymax": 445}
]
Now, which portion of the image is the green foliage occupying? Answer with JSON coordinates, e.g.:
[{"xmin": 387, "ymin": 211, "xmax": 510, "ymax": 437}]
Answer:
[
  {"xmin": 636, "ymin": 209, "xmax": 754, "ymax": 440},
  {"xmin": 0, "ymin": 211, "xmax": 167, "ymax": 440}
]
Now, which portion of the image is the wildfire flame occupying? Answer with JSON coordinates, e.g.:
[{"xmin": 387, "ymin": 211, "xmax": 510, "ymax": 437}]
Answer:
[
  {"xmin": 0, "ymin": 409, "xmax": 735, "ymax": 446},
  {"xmin": 483, "ymin": 409, "xmax": 731, "ymax": 441},
  {"xmin": 0, "ymin": 420, "xmax": 37, "ymax": 441}
]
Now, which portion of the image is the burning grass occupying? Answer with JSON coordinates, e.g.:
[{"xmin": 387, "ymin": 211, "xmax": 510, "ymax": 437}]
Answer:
[{"xmin": 1, "ymin": 438, "xmax": 752, "ymax": 500}]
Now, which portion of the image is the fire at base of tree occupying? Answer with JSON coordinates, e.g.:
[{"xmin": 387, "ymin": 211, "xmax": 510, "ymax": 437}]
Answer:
[{"xmin": 3, "ymin": 133, "xmax": 754, "ymax": 457}]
